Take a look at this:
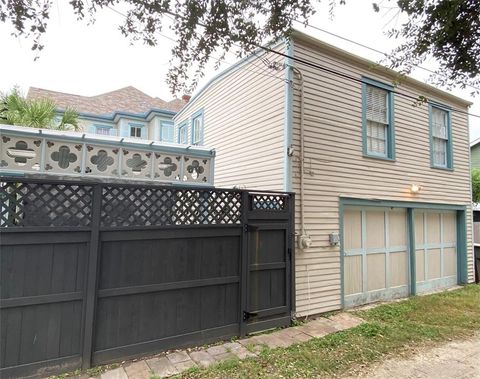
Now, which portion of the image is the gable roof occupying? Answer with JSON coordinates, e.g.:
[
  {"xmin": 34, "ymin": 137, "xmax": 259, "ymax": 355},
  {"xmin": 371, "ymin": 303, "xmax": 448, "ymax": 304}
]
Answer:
[
  {"xmin": 27, "ymin": 86, "xmax": 186, "ymax": 116},
  {"xmin": 471, "ymin": 137, "xmax": 480, "ymax": 148}
]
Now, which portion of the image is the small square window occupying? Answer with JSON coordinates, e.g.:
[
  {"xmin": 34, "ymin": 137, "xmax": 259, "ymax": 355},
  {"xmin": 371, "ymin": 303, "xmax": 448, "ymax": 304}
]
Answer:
[{"xmin": 130, "ymin": 126, "xmax": 142, "ymax": 138}]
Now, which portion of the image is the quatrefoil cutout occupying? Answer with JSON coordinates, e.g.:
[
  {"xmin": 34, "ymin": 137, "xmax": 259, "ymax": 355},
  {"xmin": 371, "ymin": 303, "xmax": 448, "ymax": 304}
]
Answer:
[
  {"xmin": 186, "ymin": 159, "xmax": 205, "ymax": 180},
  {"xmin": 158, "ymin": 156, "xmax": 177, "ymax": 177},
  {"xmin": 51, "ymin": 145, "xmax": 77, "ymax": 169},
  {"xmin": 126, "ymin": 153, "xmax": 147, "ymax": 174},
  {"xmin": 90, "ymin": 150, "xmax": 114, "ymax": 172},
  {"xmin": 6, "ymin": 141, "xmax": 36, "ymax": 165}
]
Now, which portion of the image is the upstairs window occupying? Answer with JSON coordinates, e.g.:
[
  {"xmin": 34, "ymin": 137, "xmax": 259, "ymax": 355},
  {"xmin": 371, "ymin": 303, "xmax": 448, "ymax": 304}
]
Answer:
[
  {"xmin": 160, "ymin": 121, "xmax": 174, "ymax": 142},
  {"xmin": 130, "ymin": 125, "xmax": 142, "ymax": 138},
  {"xmin": 178, "ymin": 122, "xmax": 188, "ymax": 144},
  {"xmin": 96, "ymin": 126, "xmax": 110, "ymax": 136},
  {"xmin": 362, "ymin": 78, "xmax": 395, "ymax": 160},
  {"xmin": 430, "ymin": 104, "xmax": 452, "ymax": 169},
  {"xmin": 191, "ymin": 109, "xmax": 204, "ymax": 145}
]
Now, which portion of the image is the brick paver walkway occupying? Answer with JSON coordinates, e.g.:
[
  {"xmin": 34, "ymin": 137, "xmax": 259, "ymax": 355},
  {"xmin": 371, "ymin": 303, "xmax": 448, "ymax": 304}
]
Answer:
[{"xmin": 95, "ymin": 313, "xmax": 364, "ymax": 379}]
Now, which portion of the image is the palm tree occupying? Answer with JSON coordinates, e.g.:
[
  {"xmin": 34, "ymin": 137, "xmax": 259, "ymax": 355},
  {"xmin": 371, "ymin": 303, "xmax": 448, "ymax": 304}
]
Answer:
[{"xmin": 0, "ymin": 87, "xmax": 80, "ymax": 131}]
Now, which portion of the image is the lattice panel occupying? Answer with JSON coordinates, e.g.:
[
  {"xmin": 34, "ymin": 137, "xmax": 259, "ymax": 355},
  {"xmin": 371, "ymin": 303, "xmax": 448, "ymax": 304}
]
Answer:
[
  {"xmin": 0, "ymin": 181, "xmax": 93, "ymax": 227},
  {"xmin": 101, "ymin": 186, "xmax": 242, "ymax": 227},
  {"xmin": 251, "ymin": 194, "xmax": 288, "ymax": 211}
]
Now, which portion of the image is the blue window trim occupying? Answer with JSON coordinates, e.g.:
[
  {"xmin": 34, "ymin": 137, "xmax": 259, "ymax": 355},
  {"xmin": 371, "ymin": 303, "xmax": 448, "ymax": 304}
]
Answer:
[
  {"xmin": 429, "ymin": 102, "xmax": 453, "ymax": 171},
  {"xmin": 361, "ymin": 77, "xmax": 395, "ymax": 161},
  {"xmin": 159, "ymin": 120, "xmax": 174, "ymax": 142},
  {"xmin": 177, "ymin": 120, "xmax": 188, "ymax": 144},
  {"xmin": 191, "ymin": 109, "xmax": 204, "ymax": 145}
]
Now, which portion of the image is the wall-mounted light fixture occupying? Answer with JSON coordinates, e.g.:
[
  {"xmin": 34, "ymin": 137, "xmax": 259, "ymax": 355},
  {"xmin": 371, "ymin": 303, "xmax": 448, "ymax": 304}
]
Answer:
[{"xmin": 410, "ymin": 184, "xmax": 422, "ymax": 194}]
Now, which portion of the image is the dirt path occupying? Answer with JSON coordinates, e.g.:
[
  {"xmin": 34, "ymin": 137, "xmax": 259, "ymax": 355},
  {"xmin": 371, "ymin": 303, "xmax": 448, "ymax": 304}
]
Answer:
[{"xmin": 346, "ymin": 336, "xmax": 480, "ymax": 379}]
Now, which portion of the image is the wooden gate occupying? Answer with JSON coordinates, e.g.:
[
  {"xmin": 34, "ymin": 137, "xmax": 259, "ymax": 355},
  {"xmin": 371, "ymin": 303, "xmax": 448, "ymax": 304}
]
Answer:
[{"xmin": 0, "ymin": 178, "xmax": 294, "ymax": 378}]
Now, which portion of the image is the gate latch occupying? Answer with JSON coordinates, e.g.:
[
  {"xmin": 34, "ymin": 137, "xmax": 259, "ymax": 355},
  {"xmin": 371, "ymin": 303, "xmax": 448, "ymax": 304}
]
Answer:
[{"xmin": 243, "ymin": 311, "xmax": 258, "ymax": 321}]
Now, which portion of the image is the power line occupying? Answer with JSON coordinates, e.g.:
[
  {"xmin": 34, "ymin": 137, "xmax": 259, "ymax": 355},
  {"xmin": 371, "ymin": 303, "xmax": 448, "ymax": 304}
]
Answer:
[
  {"xmin": 107, "ymin": 6, "xmax": 479, "ymax": 119},
  {"xmin": 293, "ymin": 19, "xmax": 480, "ymax": 93},
  {"xmin": 257, "ymin": 44, "xmax": 480, "ymax": 119}
]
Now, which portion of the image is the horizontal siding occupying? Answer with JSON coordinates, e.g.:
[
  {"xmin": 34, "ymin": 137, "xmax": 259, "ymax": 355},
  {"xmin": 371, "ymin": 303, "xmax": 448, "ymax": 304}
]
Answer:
[
  {"xmin": 174, "ymin": 48, "xmax": 286, "ymax": 190},
  {"xmin": 292, "ymin": 37, "xmax": 474, "ymax": 316},
  {"xmin": 471, "ymin": 145, "xmax": 480, "ymax": 168}
]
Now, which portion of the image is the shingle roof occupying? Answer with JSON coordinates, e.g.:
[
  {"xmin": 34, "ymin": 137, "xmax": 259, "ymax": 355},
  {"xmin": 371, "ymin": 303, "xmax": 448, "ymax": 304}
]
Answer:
[{"xmin": 27, "ymin": 86, "xmax": 186, "ymax": 116}]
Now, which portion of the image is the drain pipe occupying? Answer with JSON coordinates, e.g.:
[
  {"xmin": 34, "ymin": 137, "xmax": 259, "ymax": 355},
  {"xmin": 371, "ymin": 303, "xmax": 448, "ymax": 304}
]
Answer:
[{"xmin": 292, "ymin": 67, "xmax": 312, "ymax": 250}]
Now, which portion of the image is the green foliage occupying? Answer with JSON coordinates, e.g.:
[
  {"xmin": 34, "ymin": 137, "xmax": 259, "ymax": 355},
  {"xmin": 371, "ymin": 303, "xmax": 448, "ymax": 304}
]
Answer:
[
  {"xmin": 0, "ymin": 88, "xmax": 79, "ymax": 131},
  {"xmin": 472, "ymin": 168, "xmax": 480, "ymax": 204},
  {"xmin": 376, "ymin": 0, "xmax": 480, "ymax": 94}
]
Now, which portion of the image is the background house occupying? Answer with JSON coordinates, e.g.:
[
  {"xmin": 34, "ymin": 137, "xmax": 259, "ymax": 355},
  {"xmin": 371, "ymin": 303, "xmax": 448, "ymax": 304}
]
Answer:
[
  {"xmin": 174, "ymin": 31, "xmax": 475, "ymax": 316},
  {"xmin": 27, "ymin": 86, "xmax": 187, "ymax": 141}
]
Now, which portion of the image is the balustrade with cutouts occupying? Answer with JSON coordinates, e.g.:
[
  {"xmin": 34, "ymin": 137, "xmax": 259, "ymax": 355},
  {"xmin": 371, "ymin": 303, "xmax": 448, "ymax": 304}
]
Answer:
[{"xmin": 0, "ymin": 125, "xmax": 215, "ymax": 185}]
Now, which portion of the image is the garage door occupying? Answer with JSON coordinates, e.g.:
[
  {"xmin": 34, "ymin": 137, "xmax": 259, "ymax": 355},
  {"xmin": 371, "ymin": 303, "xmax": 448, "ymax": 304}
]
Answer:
[
  {"xmin": 343, "ymin": 207, "xmax": 410, "ymax": 308},
  {"xmin": 415, "ymin": 210, "xmax": 457, "ymax": 293}
]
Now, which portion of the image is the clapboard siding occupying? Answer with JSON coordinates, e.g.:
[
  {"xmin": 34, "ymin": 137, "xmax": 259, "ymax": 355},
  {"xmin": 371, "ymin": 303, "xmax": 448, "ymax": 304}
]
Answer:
[
  {"xmin": 291, "ymin": 36, "xmax": 473, "ymax": 316},
  {"xmin": 471, "ymin": 145, "xmax": 480, "ymax": 168},
  {"xmin": 174, "ymin": 47, "xmax": 286, "ymax": 190}
]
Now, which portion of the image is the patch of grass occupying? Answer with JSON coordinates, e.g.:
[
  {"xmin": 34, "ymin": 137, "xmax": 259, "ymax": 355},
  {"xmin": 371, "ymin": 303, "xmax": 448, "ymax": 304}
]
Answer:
[
  {"xmin": 49, "ymin": 363, "xmax": 120, "ymax": 379},
  {"xmin": 180, "ymin": 284, "xmax": 480, "ymax": 378}
]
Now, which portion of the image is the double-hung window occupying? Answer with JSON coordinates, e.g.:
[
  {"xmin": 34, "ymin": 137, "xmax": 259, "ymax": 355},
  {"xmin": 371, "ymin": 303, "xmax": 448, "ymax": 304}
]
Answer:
[
  {"xmin": 96, "ymin": 126, "xmax": 110, "ymax": 135},
  {"xmin": 430, "ymin": 104, "xmax": 452, "ymax": 169},
  {"xmin": 130, "ymin": 125, "xmax": 142, "ymax": 138},
  {"xmin": 362, "ymin": 78, "xmax": 395, "ymax": 160},
  {"xmin": 191, "ymin": 109, "xmax": 204, "ymax": 145},
  {"xmin": 160, "ymin": 121, "xmax": 174, "ymax": 142},
  {"xmin": 178, "ymin": 121, "xmax": 188, "ymax": 144}
]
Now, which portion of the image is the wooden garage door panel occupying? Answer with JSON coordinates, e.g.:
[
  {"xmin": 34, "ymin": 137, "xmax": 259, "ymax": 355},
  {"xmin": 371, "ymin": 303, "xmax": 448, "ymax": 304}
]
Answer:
[
  {"xmin": 344, "ymin": 210, "xmax": 362, "ymax": 250},
  {"xmin": 427, "ymin": 249, "xmax": 442, "ymax": 280},
  {"xmin": 367, "ymin": 254, "xmax": 386, "ymax": 291},
  {"xmin": 427, "ymin": 213, "xmax": 441, "ymax": 244},
  {"xmin": 443, "ymin": 213, "xmax": 456, "ymax": 244},
  {"xmin": 416, "ymin": 249, "xmax": 425, "ymax": 282},
  {"xmin": 344, "ymin": 255, "xmax": 362, "ymax": 295},
  {"xmin": 415, "ymin": 212, "xmax": 424, "ymax": 245},
  {"xmin": 444, "ymin": 247, "xmax": 457, "ymax": 277},
  {"xmin": 390, "ymin": 251, "xmax": 408, "ymax": 287},
  {"xmin": 365, "ymin": 211, "xmax": 385, "ymax": 249},
  {"xmin": 389, "ymin": 210, "xmax": 406, "ymax": 247}
]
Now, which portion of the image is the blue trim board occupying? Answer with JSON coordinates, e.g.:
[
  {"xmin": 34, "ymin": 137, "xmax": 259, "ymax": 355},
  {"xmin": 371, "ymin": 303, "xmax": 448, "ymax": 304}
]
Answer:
[
  {"xmin": 55, "ymin": 107, "xmax": 176, "ymax": 123},
  {"xmin": 173, "ymin": 40, "xmax": 285, "ymax": 121},
  {"xmin": 361, "ymin": 76, "xmax": 395, "ymax": 161},
  {"xmin": 283, "ymin": 37, "xmax": 294, "ymax": 192}
]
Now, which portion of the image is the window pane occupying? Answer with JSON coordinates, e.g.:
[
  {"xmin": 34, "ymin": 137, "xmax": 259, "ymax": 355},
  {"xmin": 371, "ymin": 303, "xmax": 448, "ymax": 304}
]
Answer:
[
  {"xmin": 366, "ymin": 85, "xmax": 388, "ymax": 124},
  {"xmin": 96, "ymin": 127, "xmax": 110, "ymax": 135},
  {"xmin": 193, "ymin": 117, "xmax": 202, "ymax": 143},
  {"xmin": 130, "ymin": 127, "xmax": 136, "ymax": 137},
  {"xmin": 136, "ymin": 128, "xmax": 141, "ymax": 137},
  {"xmin": 433, "ymin": 137, "xmax": 447, "ymax": 166},
  {"xmin": 161, "ymin": 123, "xmax": 174, "ymax": 142},
  {"xmin": 432, "ymin": 108, "xmax": 447, "ymax": 139},
  {"xmin": 367, "ymin": 120, "xmax": 387, "ymax": 155}
]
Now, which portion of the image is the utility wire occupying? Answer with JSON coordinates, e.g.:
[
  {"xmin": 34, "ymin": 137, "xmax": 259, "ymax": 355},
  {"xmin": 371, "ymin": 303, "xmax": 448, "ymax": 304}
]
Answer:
[
  {"xmin": 106, "ymin": 5, "xmax": 479, "ymax": 119},
  {"xmin": 293, "ymin": 19, "xmax": 480, "ymax": 93}
]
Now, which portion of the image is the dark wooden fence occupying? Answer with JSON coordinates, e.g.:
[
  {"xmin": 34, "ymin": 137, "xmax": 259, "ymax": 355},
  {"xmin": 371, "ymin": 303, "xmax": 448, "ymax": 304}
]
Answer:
[{"xmin": 0, "ymin": 178, "xmax": 294, "ymax": 378}]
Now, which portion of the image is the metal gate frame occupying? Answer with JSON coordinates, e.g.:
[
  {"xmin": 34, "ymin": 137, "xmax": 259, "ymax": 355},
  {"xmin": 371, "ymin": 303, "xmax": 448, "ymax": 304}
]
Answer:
[{"xmin": 0, "ymin": 177, "xmax": 295, "ymax": 378}]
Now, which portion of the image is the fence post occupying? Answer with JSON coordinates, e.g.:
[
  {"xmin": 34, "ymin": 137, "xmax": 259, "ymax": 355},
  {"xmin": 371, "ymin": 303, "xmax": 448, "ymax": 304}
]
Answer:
[
  {"xmin": 239, "ymin": 191, "xmax": 249, "ymax": 337},
  {"xmin": 81, "ymin": 184, "xmax": 102, "ymax": 369}
]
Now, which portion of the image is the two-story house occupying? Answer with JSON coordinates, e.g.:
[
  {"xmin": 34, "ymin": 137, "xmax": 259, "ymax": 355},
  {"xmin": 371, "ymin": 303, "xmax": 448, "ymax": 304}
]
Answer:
[
  {"xmin": 173, "ymin": 30, "xmax": 475, "ymax": 316},
  {"xmin": 27, "ymin": 86, "xmax": 187, "ymax": 141}
]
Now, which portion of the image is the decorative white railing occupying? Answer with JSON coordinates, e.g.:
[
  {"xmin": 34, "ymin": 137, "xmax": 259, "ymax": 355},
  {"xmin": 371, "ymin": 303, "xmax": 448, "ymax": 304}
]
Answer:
[{"xmin": 0, "ymin": 125, "xmax": 215, "ymax": 185}]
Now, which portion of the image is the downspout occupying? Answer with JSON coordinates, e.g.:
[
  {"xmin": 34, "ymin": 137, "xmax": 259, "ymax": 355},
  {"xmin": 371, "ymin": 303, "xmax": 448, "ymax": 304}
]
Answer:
[{"xmin": 292, "ymin": 66, "xmax": 312, "ymax": 250}]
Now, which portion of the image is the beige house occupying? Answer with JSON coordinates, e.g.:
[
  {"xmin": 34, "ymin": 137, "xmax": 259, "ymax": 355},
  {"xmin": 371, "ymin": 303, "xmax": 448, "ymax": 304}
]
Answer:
[{"xmin": 173, "ymin": 31, "xmax": 474, "ymax": 317}]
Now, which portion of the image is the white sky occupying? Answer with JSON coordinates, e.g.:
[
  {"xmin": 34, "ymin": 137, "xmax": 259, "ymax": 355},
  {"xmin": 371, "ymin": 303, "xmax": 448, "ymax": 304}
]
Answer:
[{"xmin": 1, "ymin": 0, "xmax": 479, "ymax": 140}]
